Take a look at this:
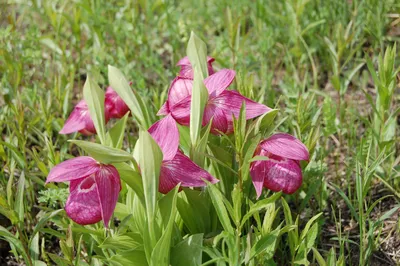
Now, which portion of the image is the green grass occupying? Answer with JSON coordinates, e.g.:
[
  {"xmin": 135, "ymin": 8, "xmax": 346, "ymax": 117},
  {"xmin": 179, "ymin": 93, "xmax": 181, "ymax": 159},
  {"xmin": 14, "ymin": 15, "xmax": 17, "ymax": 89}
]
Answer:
[{"xmin": 0, "ymin": 0, "xmax": 399, "ymax": 265}]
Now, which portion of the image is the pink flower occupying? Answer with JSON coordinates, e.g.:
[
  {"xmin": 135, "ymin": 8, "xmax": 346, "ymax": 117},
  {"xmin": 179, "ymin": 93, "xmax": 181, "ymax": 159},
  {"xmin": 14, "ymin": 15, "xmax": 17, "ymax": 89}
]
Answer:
[
  {"xmin": 158, "ymin": 69, "xmax": 271, "ymax": 134},
  {"xmin": 59, "ymin": 100, "xmax": 110, "ymax": 136},
  {"xmin": 46, "ymin": 157, "xmax": 121, "ymax": 227},
  {"xmin": 176, "ymin": 56, "xmax": 215, "ymax": 79},
  {"xmin": 148, "ymin": 114, "xmax": 218, "ymax": 193},
  {"xmin": 250, "ymin": 133, "xmax": 309, "ymax": 198},
  {"xmin": 105, "ymin": 86, "xmax": 130, "ymax": 119}
]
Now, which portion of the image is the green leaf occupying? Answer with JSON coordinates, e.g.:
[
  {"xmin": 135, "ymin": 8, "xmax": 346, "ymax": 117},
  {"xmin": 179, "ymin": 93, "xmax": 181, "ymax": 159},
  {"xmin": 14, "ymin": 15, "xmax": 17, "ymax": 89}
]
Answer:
[
  {"xmin": 31, "ymin": 209, "xmax": 64, "ymax": 239},
  {"xmin": 113, "ymin": 163, "xmax": 145, "ymax": 207},
  {"xmin": 29, "ymin": 233, "xmax": 40, "ymax": 262},
  {"xmin": 231, "ymin": 185, "xmax": 242, "ymax": 226},
  {"xmin": 312, "ymin": 247, "xmax": 326, "ymax": 266},
  {"xmin": 150, "ymin": 186, "xmax": 179, "ymax": 266},
  {"xmin": 187, "ymin": 32, "xmax": 209, "ymax": 146},
  {"xmin": 176, "ymin": 189, "xmax": 210, "ymax": 234},
  {"xmin": 233, "ymin": 102, "xmax": 246, "ymax": 152},
  {"xmin": 83, "ymin": 74, "xmax": 106, "ymax": 144},
  {"xmin": 254, "ymin": 109, "xmax": 279, "ymax": 134},
  {"xmin": 171, "ymin": 234, "xmax": 203, "ymax": 266},
  {"xmin": 240, "ymin": 192, "xmax": 281, "ymax": 228},
  {"xmin": 205, "ymin": 181, "xmax": 234, "ymax": 234},
  {"xmin": 109, "ymin": 250, "xmax": 148, "ymax": 266},
  {"xmin": 138, "ymin": 130, "xmax": 163, "ymax": 248},
  {"xmin": 300, "ymin": 212, "xmax": 322, "ymax": 240},
  {"xmin": 108, "ymin": 65, "xmax": 151, "ymax": 128},
  {"xmin": 69, "ymin": 140, "xmax": 133, "ymax": 164},
  {"xmin": 99, "ymin": 233, "xmax": 143, "ymax": 251},
  {"xmin": 249, "ymin": 226, "xmax": 280, "ymax": 261},
  {"xmin": 191, "ymin": 117, "xmax": 212, "ymax": 166},
  {"xmin": 107, "ymin": 112, "xmax": 129, "ymax": 149},
  {"xmin": 305, "ymin": 223, "xmax": 318, "ymax": 250},
  {"xmin": 282, "ymin": 198, "xmax": 298, "ymax": 258},
  {"xmin": 14, "ymin": 171, "xmax": 25, "ymax": 224},
  {"xmin": 48, "ymin": 253, "xmax": 72, "ymax": 266},
  {"xmin": 0, "ymin": 195, "xmax": 18, "ymax": 224},
  {"xmin": 0, "ymin": 226, "xmax": 30, "ymax": 264}
]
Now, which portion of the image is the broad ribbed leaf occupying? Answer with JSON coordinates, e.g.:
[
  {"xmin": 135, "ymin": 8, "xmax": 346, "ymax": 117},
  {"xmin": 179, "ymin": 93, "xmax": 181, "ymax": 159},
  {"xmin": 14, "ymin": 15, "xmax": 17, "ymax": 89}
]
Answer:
[
  {"xmin": 150, "ymin": 186, "xmax": 179, "ymax": 266},
  {"xmin": 15, "ymin": 171, "xmax": 25, "ymax": 224},
  {"xmin": 70, "ymin": 140, "xmax": 133, "ymax": 164},
  {"xmin": 109, "ymin": 250, "xmax": 148, "ymax": 266},
  {"xmin": 83, "ymin": 75, "xmax": 106, "ymax": 144},
  {"xmin": 138, "ymin": 130, "xmax": 163, "ymax": 248},
  {"xmin": 187, "ymin": 32, "xmax": 209, "ymax": 147},
  {"xmin": 107, "ymin": 112, "xmax": 129, "ymax": 149},
  {"xmin": 108, "ymin": 65, "xmax": 151, "ymax": 128},
  {"xmin": 113, "ymin": 162, "xmax": 144, "ymax": 207},
  {"xmin": 205, "ymin": 181, "xmax": 234, "ymax": 234},
  {"xmin": 171, "ymin": 234, "xmax": 203, "ymax": 266}
]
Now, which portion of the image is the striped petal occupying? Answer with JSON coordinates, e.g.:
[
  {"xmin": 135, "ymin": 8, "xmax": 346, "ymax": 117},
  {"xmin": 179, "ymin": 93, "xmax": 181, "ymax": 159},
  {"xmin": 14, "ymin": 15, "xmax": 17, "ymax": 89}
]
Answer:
[
  {"xmin": 105, "ymin": 87, "xmax": 130, "ymax": 119},
  {"xmin": 202, "ymin": 103, "xmax": 228, "ymax": 134},
  {"xmin": 260, "ymin": 133, "xmax": 309, "ymax": 161},
  {"xmin": 60, "ymin": 100, "xmax": 96, "ymax": 135},
  {"xmin": 94, "ymin": 165, "xmax": 121, "ymax": 227},
  {"xmin": 148, "ymin": 114, "xmax": 179, "ymax": 161},
  {"xmin": 169, "ymin": 95, "xmax": 192, "ymax": 127},
  {"xmin": 168, "ymin": 77, "xmax": 193, "ymax": 109},
  {"xmin": 157, "ymin": 102, "xmax": 170, "ymax": 116},
  {"xmin": 204, "ymin": 69, "xmax": 236, "ymax": 98},
  {"xmin": 262, "ymin": 158, "xmax": 302, "ymax": 194},
  {"xmin": 46, "ymin": 156, "xmax": 99, "ymax": 183},
  {"xmin": 159, "ymin": 151, "xmax": 218, "ymax": 194}
]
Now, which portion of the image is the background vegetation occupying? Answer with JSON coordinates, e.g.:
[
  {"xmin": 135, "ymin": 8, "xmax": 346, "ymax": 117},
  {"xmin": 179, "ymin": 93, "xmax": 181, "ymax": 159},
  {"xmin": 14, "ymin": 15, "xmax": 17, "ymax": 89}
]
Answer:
[{"xmin": 0, "ymin": 0, "xmax": 399, "ymax": 265}]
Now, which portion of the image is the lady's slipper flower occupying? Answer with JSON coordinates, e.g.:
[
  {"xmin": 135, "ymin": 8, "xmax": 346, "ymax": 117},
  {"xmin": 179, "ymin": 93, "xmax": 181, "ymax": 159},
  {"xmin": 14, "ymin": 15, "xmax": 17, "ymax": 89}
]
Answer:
[
  {"xmin": 59, "ymin": 100, "xmax": 110, "ymax": 136},
  {"xmin": 148, "ymin": 114, "xmax": 218, "ymax": 193},
  {"xmin": 105, "ymin": 86, "xmax": 130, "ymax": 119},
  {"xmin": 159, "ymin": 69, "xmax": 271, "ymax": 134},
  {"xmin": 46, "ymin": 156, "xmax": 121, "ymax": 227},
  {"xmin": 177, "ymin": 56, "xmax": 215, "ymax": 79},
  {"xmin": 250, "ymin": 133, "xmax": 309, "ymax": 198}
]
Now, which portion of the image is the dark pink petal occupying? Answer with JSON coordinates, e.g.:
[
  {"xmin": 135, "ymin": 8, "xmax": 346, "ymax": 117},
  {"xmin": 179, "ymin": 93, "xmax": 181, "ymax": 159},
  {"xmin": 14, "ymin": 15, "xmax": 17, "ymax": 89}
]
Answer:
[
  {"xmin": 167, "ymin": 78, "xmax": 193, "ymax": 108},
  {"xmin": 250, "ymin": 159, "xmax": 267, "ymax": 199},
  {"xmin": 157, "ymin": 102, "xmax": 169, "ymax": 116},
  {"xmin": 210, "ymin": 90, "xmax": 271, "ymax": 133},
  {"xmin": 262, "ymin": 158, "xmax": 302, "ymax": 194},
  {"xmin": 177, "ymin": 56, "xmax": 215, "ymax": 79},
  {"xmin": 60, "ymin": 100, "xmax": 95, "ymax": 135},
  {"xmin": 65, "ymin": 176, "xmax": 102, "ymax": 225},
  {"xmin": 204, "ymin": 69, "xmax": 236, "ymax": 98},
  {"xmin": 46, "ymin": 156, "xmax": 99, "ymax": 183},
  {"xmin": 169, "ymin": 95, "xmax": 192, "ymax": 127},
  {"xmin": 212, "ymin": 90, "xmax": 271, "ymax": 120},
  {"xmin": 260, "ymin": 133, "xmax": 309, "ymax": 161},
  {"xmin": 202, "ymin": 103, "xmax": 228, "ymax": 134},
  {"xmin": 148, "ymin": 114, "xmax": 179, "ymax": 161},
  {"xmin": 94, "ymin": 165, "xmax": 121, "ymax": 227},
  {"xmin": 159, "ymin": 151, "xmax": 218, "ymax": 194},
  {"xmin": 105, "ymin": 87, "xmax": 130, "ymax": 119}
]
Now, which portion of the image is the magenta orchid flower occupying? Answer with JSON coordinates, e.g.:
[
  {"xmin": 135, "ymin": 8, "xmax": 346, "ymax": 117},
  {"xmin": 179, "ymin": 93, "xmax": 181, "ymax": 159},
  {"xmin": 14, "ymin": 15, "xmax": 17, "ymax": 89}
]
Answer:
[
  {"xmin": 148, "ymin": 114, "xmax": 218, "ymax": 193},
  {"xmin": 46, "ymin": 156, "xmax": 121, "ymax": 227},
  {"xmin": 176, "ymin": 56, "xmax": 215, "ymax": 79},
  {"xmin": 158, "ymin": 69, "xmax": 271, "ymax": 134},
  {"xmin": 59, "ymin": 100, "xmax": 110, "ymax": 136},
  {"xmin": 250, "ymin": 133, "xmax": 309, "ymax": 198},
  {"xmin": 105, "ymin": 86, "xmax": 130, "ymax": 119}
]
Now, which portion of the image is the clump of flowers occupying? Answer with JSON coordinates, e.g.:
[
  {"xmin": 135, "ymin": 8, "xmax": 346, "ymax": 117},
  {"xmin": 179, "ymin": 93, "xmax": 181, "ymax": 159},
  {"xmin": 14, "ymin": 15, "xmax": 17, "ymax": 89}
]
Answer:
[{"xmin": 48, "ymin": 49, "xmax": 309, "ymax": 229}]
